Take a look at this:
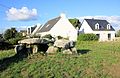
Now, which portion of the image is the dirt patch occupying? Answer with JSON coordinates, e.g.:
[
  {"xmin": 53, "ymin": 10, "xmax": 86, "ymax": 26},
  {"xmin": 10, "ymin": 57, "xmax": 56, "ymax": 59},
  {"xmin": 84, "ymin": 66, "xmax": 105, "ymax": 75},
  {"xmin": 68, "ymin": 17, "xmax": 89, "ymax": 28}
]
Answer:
[
  {"xmin": 21, "ymin": 68, "xmax": 28, "ymax": 78},
  {"xmin": 104, "ymin": 63, "xmax": 120, "ymax": 78}
]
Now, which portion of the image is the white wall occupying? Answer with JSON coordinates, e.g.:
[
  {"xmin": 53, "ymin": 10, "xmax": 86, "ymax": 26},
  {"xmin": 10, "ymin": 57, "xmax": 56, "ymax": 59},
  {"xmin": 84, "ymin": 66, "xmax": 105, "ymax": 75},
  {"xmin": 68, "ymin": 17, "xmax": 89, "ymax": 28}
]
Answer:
[
  {"xmin": 79, "ymin": 20, "xmax": 93, "ymax": 33},
  {"xmin": 93, "ymin": 31, "xmax": 115, "ymax": 41}
]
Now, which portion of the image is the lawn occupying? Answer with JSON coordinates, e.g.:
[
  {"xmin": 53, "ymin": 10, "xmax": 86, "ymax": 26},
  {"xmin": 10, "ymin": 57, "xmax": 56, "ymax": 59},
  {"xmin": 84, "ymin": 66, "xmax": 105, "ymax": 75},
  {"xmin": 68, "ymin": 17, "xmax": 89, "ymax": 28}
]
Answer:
[{"xmin": 0, "ymin": 41, "xmax": 120, "ymax": 78}]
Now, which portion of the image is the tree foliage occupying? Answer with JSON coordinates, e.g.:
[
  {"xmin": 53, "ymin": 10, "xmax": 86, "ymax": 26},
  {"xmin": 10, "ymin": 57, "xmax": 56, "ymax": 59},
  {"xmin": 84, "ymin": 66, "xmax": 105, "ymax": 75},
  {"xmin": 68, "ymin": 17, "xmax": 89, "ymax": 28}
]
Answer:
[
  {"xmin": 3, "ymin": 28, "xmax": 18, "ymax": 40},
  {"xmin": 3, "ymin": 28, "xmax": 23, "ymax": 45},
  {"xmin": 3, "ymin": 29, "xmax": 12, "ymax": 40},
  {"xmin": 0, "ymin": 34, "xmax": 3, "ymax": 41},
  {"xmin": 69, "ymin": 18, "xmax": 81, "ymax": 29},
  {"xmin": 116, "ymin": 30, "xmax": 120, "ymax": 37}
]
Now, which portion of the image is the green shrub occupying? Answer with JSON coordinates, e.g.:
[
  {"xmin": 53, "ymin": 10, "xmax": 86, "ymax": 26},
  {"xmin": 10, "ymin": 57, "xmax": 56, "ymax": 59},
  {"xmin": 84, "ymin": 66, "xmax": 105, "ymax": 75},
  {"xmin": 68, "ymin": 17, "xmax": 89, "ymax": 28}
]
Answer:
[
  {"xmin": 42, "ymin": 34, "xmax": 52, "ymax": 39},
  {"xmin": 8, "ymin": 37, "xmax": 22, "ymax": 45},
  {"xmin": 116, "ymin": 30, "xmax": 120, "ymax": 37},
  {"xmin": 0, "ymin": 41, "xmax": 13, "ymax": 50},
  {"xmin": 78, "ymin": 34, "xmax": 98, "ymax": 41}
]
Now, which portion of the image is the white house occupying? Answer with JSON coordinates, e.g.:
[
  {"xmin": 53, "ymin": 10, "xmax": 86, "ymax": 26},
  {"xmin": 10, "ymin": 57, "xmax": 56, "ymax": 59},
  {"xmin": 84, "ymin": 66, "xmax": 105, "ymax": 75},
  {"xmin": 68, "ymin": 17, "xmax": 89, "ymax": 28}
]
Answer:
[
  {"xmin": 26, "ymin": 24, "xmax": 42, "ymax": 37},
  {"xmin": 36, "ymin": 13, "xmax": 77, "ymax": 41},
  {"xmin": 79, "ymin": 19, "xmax": 115, "ymax": 41}
]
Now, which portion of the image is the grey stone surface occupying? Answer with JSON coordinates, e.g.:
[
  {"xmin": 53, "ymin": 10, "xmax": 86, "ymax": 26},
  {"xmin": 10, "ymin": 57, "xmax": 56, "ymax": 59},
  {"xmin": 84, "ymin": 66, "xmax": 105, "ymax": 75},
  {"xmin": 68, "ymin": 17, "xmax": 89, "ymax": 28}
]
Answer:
[
  {"xmin": 71, "ymin": 48, "xmax": 77, "ymax": 54},
  {"xmin": 46, "ymin": 46, "xmax": 58, "ymax": 54},
  {"xmin": 54, "ymin": 39, "xmax": 69, "ymax": 48},
  {"xmin": 63, "ymin": 49, "xmax": 72, "ymax": 54}
]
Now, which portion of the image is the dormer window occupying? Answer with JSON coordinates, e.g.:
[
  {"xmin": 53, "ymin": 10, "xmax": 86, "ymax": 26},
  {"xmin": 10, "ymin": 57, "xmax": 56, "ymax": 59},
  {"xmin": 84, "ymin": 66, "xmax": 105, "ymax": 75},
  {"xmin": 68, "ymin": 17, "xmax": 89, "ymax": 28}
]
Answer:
[
  {"xmin": 107, "ymin": 24, "xmax": 111, "ymax": 29},
  {"xmin": 95, "ymin": 23, "xmax": 99, "ymax": 29}
]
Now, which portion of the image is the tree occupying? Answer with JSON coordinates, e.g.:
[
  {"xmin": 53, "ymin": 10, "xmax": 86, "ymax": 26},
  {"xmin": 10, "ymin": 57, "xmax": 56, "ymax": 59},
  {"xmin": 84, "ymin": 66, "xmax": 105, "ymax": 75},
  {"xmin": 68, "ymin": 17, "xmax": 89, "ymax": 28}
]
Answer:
[
  {"xmin": 3, "ymin": 28, "xmax": 18, "ymax": 40},
  {"xmin": 11, "ymin": 28, "xmax": 17, "ymax": 38},
  {"xmin": 69, "ymin": 18, "xmax": 81, "ymax": 29},
  {"xmin": 116, "ymin": 30, "xmax": 120, "ymax": 37},
  {"xmin": 3, "ymin": 29, "xmax": 12, "ymax": 40},
  {"xmin": 0, "ymin": 34, "xmax": 3, "ymax": 39},
  {"xmin": 3, "ymin": 28, "xmax": 24, "ymax": 45}
]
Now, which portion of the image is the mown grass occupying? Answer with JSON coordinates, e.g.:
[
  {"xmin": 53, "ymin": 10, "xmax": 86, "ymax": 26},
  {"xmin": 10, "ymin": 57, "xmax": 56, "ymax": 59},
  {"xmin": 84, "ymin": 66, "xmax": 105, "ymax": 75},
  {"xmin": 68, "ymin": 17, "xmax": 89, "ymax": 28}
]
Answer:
[{"xmin": 0, "ymin": 41, "xmax": 120, "ymax": 78}]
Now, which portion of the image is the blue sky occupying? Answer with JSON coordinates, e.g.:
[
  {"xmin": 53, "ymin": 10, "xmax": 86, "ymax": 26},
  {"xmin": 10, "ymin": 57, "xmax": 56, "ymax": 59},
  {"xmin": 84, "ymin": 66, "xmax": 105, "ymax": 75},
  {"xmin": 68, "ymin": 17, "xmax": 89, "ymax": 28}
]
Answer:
[{"xmin": 0, "ymin": 0, "xmax": 120, "ymax": 33}]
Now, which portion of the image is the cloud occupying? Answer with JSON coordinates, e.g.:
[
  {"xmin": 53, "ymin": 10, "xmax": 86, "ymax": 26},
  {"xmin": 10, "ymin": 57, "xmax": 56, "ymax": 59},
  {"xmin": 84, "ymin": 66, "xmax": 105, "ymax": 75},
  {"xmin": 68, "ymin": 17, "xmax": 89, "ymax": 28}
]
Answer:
[
  {"xmin": 6, "ymin": 7, "xmax": 38, "ymax": 21},
  {"xmin": 76, "ymin": 16, "xmax": 120, "ymax": 31}
]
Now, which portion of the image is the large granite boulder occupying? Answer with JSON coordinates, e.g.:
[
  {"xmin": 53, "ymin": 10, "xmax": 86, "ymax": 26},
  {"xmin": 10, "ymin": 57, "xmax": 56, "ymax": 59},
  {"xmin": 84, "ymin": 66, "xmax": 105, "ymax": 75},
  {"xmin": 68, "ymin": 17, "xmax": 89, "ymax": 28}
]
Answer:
[
  {"xmin": 63, "ymin": 49, "xmax": 72, "ymax": 54},
  {"xmin": 54, "ymin": 39, "xmax": 69, "ymax": 48},
  {"xmin": 46, "ymin": 46, "xmax": 58, "ymax": 54}
]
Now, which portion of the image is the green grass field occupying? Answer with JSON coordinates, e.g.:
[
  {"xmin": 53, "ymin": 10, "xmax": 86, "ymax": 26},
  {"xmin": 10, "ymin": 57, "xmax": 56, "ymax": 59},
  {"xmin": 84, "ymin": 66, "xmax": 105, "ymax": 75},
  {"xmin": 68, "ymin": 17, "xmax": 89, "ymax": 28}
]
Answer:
[{"xmin": 0, "ymin": 41, "xmax": 120, "ymax": 78}]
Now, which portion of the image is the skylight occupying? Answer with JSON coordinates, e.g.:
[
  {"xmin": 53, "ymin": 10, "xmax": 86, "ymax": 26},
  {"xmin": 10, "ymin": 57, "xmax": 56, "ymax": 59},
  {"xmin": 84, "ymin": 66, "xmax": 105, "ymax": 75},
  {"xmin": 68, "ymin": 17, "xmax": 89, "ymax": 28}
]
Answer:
[{"xmin": 46, "ymin": 24, "xmax": 50, "ymax": 28}]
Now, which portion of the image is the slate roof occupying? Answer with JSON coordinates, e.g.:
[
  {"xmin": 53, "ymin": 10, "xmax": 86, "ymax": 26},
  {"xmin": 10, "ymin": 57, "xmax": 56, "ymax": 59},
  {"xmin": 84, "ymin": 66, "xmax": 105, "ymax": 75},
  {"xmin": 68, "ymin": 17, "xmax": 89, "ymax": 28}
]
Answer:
[
  {"xmin": 39, "ymin": 16, "xmax": 61, "ymax": 32},
  {"xmin": 85, "ymin": 19, "xmax": 115, "ymax": 31}
]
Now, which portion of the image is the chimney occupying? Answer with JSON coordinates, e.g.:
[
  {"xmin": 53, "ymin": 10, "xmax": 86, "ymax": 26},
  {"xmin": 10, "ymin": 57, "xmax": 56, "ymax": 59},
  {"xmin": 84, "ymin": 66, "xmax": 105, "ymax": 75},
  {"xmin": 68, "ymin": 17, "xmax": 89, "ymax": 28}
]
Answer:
[{"xmin": 60, "ymin": 13, "xmax": 66, "ymax": 18}]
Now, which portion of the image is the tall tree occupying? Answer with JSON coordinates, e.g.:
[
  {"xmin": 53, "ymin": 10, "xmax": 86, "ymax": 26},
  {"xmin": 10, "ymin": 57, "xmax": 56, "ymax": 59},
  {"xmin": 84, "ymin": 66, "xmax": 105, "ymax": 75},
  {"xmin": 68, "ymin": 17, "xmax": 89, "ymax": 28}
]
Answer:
[
  {"xmin": 69, "ymin": 18, "xmax": 81, "ymax": 29},
  {"xmin": 3, "ymin": 28, "xmax": 17, "ymax": 40},
  {"xmin": 11, "ymin": 28, "xmax": 17, "ymax": 38}
]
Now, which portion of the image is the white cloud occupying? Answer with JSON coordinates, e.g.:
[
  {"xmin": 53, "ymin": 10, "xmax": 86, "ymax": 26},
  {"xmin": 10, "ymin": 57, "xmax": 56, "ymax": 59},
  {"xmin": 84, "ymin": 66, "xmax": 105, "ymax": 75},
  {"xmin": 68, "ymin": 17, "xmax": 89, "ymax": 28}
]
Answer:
[
  {"xmin": 76, "ymin": 16, "xmax": 120, "ymax": 31},
  {"xmin": 6, "ymin": 7, "xmax": 38, "ymax": 21}
]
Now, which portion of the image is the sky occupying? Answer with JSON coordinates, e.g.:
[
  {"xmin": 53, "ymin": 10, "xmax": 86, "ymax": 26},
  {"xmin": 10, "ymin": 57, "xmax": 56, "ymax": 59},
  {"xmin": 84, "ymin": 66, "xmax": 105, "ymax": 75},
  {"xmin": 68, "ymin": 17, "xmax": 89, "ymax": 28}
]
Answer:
[{"xmin": 0, "ymin": 0, "xmax": 120, "ymax": 33}]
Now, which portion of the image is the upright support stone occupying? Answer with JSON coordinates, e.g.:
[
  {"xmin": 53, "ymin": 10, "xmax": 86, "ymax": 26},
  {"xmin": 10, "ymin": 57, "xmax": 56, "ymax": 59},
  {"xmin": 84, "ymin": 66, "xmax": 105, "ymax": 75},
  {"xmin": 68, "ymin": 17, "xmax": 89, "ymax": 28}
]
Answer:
[
  {"xmin": 15, "ymin": 44, "xmax": 24, "ymax": 53},
  {"xmin": 32, "ymin": 45, "xmax": 38, "ymax": 54},
  {"xmin": 71, "ymin": 47, "xmax": 77, "ymax": 54},
  {"xmin": 46, "ymin": 46, "xmax": 58, "ymax": 54},
  {"xmin": 63, "ymin": 49, "xmax": 72, "ymax": 54}
]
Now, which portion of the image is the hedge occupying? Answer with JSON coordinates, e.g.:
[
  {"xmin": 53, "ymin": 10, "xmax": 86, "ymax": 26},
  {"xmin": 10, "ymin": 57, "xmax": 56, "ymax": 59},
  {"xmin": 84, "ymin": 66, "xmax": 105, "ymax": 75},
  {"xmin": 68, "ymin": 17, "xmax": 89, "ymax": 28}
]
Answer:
[{"xmin": 78, "ymin": 34, "xmax": 98, "ymax": 41}]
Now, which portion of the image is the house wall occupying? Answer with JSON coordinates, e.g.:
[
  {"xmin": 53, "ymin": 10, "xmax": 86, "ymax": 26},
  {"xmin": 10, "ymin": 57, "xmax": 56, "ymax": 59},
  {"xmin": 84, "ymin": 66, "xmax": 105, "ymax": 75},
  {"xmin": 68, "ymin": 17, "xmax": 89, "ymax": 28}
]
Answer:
[
  {"xmin": 79, "ymin": 20, "xmax": 93, "ymax": 33},
  {"xmin": 93, "ymin": 31, "xmax": 115, "ymax": 41},
  {"xmin": 79, "ymin": 20, "xmax": 115, "ymax": 41},
  {"xmin": 49, "ymin": 16, "xmax": 77, "ymax": 41}
]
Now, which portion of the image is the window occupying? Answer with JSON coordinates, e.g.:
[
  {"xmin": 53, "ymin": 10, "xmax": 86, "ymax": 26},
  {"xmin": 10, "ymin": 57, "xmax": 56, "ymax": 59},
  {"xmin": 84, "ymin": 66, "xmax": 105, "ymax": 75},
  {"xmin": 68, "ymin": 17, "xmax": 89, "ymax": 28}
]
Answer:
[
  {"xmin": 107, "ymin": 24, "xmax": 111, "ymax": 29},
  {"xmin": 108, "ymin": 34, "xmax": 111, "ymax": 40},
  {"xmin": 96, "ymin": 34, "xmax": 100, "ymax": 38},
  {"xmin": 95, "ymin": 23, "xmax": 99, "ymax": 29}
]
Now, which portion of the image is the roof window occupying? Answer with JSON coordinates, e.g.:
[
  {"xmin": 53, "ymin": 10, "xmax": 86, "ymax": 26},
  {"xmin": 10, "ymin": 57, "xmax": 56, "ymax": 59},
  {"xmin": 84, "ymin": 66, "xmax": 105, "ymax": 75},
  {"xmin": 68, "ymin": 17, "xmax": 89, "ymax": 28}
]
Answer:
[
  {"xmin": 95, "ymin": 23, "xmax": 99, "ymax": 29},
  {"xmin": 107, "ymin": 24, "xmax": 111, "ymax": 29}
]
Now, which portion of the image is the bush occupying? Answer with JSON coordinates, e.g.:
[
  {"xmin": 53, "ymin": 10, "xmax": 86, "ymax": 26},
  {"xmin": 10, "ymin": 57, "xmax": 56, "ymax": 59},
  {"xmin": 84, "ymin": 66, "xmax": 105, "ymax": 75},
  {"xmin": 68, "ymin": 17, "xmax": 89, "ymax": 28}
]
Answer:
[
  {"xmin": 42, "ymin": 34, "xmax": 52, "ymax": 39},
  {"xmin": 78, "ymin": 34, "xmax": 98, "ymax": 41},
  {"xmin": 8, "ymin": 38, "xmax": 22, "ymax": 45},
  {"xmin": 0, "ymin": 41, "xmax": 13, "ymax": 50}
]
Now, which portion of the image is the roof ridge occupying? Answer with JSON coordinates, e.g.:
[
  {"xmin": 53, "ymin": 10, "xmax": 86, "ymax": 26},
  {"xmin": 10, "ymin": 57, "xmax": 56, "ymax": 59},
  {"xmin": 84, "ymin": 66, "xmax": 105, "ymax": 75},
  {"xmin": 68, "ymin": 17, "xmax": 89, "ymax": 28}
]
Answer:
[{"xmin": 85, "ymin": 19, "xmax": 106, "ymax": 21}]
